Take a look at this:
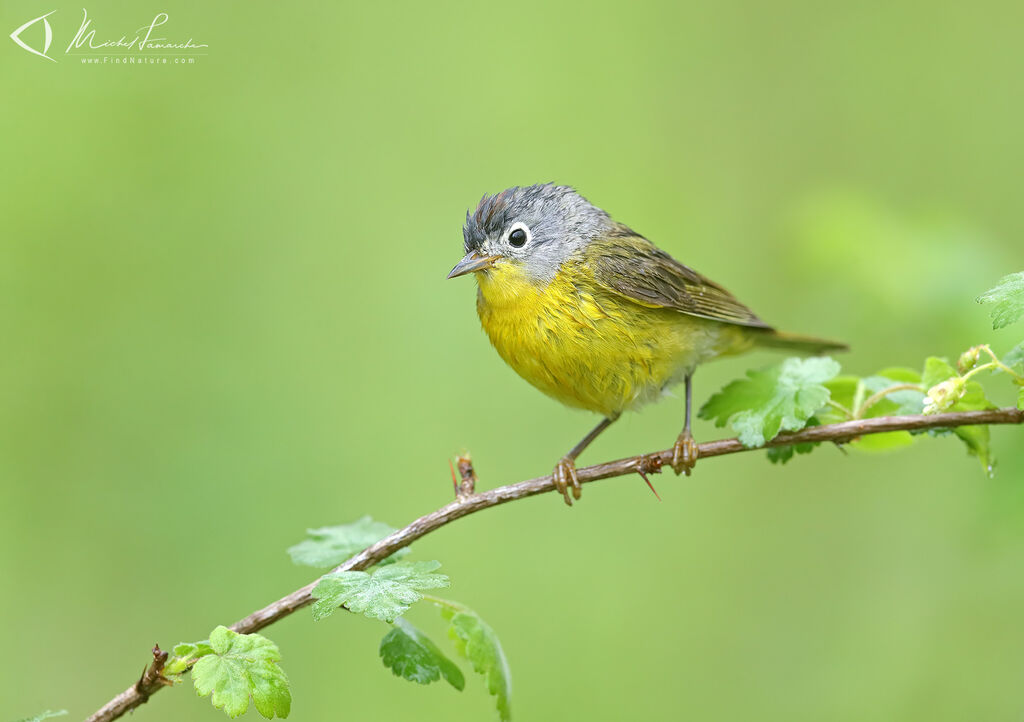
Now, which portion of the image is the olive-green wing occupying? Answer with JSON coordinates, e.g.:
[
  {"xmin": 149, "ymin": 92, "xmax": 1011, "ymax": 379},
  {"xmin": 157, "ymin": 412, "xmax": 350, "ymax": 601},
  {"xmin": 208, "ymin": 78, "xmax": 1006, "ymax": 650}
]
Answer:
[{"xmin": 589, "ymin": 227, "xmax": 773, "ymax": 329}]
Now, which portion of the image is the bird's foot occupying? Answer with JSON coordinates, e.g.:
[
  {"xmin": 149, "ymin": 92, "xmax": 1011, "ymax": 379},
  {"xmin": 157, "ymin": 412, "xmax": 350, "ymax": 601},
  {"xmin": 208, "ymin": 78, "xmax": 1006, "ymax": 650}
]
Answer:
[
  {"xmin": 553, "ymin": 457, "xmax": 581, "ymax": 506},
  {"xmin": 671, "ymin": 430, "xmax": 699, "ymax": 476}
]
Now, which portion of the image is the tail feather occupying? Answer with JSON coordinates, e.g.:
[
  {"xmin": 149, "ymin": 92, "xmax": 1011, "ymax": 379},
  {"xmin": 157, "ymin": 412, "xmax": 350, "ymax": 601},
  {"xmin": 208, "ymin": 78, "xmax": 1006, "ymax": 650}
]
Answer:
[{"xmin": 753, "ymin": 330, "xmax": 849, "ymax": 355}]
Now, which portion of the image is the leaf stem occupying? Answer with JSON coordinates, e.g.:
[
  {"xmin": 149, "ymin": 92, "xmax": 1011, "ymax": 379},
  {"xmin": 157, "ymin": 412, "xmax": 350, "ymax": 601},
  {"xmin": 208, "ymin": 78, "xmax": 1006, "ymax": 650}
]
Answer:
[
  {"xmin": 826, "ymin": 399, "xmax": 854, "ymax": 418},
  {"xmin": 851, "ymin": 380, "xmax": 866, "ymax": 418},
  {"xmin": 421, "ymin": 594, "xmax": 471, "ymax": 614},
  {"xmin": 855, "ymin": 384, "xmax": 923, "ymax": 419},
  {"xmin": 963, "ymin": 345, "xmax": 1024, "ymax": 383}
]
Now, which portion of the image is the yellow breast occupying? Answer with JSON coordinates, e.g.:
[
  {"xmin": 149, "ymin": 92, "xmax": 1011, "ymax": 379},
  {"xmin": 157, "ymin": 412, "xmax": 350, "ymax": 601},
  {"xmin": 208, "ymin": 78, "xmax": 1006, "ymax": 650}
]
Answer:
[{"xmin": 475, "ymin": 258, "xmax": 751, "ymax": 417}]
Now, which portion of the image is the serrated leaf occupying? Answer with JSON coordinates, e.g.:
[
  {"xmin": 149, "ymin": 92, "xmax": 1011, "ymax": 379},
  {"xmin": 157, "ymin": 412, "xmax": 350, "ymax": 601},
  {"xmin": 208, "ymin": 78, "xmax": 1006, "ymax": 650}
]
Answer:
[
  {"xmin": 13, "ymin": 711, "xmax": 67, "ymax": 722},
  {"xmin": 191, "ymin": 626, "xmax": 291, "ymax": 720},
  {"xmin": 977, "ymin": 272, "xmax": 1024, "ymax": 329},
  {"xmin": 699, "ymin": 357, "xmax": 840, "ymax": 447},
  {"xmin": 312, "ymin": 560, "xmax": 450, "ymax": 622},
  {"xmin": 1003, "ymin": 342, "xmax": 1024, "ymax": 372},
  {"xmin": 288, "ymin": 516, "xmax": 407, "ymax": 568},
  {"xmin": 442, "ymin": 608, "xmax": 512, "ymax": 722},
  {"xmin": 379, "ymin": 618, "xmax": 465, "ymax": 690}
]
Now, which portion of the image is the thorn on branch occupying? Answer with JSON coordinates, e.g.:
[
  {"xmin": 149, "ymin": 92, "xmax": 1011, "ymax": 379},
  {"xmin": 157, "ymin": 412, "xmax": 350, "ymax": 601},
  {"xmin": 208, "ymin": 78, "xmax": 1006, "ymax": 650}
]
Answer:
[
  {"xmin": 635, "ymin": 454, "xmax": 664, "ymax": 500},
  {"xmin": 452, "ymin": 453, "xmax": 477, "ymax": 499},
  {"xmin": 134, "ymin": 645, "xmax": 172, "ymax": 698}
]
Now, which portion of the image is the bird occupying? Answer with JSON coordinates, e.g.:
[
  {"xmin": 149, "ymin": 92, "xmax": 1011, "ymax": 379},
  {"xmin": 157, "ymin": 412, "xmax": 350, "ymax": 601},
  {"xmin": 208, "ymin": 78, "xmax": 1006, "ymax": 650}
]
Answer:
[{"xmin": 447, "ymin": 184, "xmax": 847, "ymax": 506}]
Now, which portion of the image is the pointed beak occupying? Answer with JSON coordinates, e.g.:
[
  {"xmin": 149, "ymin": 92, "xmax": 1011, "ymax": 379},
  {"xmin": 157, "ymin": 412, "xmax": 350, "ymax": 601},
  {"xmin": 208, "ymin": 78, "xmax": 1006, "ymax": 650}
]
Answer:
[{"xmin": 447, "ymin": 250, "xmax": 500, "ymax": 279}]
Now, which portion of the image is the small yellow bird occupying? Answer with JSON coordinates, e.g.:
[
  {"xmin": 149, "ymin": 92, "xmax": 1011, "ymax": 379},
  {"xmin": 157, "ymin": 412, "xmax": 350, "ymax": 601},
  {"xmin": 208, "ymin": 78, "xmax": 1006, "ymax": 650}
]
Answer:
[{"xmin": 448, "ymin": 184, "xmax": 846, "ymax": 505}]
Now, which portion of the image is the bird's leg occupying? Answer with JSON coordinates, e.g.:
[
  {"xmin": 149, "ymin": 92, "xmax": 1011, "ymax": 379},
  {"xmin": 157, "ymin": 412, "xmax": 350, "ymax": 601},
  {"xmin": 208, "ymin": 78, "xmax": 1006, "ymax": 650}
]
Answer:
[
  {"xmin": 671, "ymin": 373, "xmax": 700, "ymax": 476},
  {"xmin": 554, "ymin": 413, "xmax": 620, "ymax": 506}
]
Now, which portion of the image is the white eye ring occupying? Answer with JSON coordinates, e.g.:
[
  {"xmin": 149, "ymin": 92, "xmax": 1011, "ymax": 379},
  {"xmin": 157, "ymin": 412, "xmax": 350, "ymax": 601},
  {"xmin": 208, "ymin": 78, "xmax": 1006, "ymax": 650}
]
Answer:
[{"xmin": 506, "ymin": 222, "xmax": 531, "ymax": 248}]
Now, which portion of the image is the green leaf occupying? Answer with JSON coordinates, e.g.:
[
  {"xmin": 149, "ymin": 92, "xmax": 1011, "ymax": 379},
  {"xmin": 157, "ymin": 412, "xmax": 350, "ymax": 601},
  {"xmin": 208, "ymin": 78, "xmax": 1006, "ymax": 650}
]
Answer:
[
  {"xmin": 1018, "ymin": 387, "xmax": 1024, "ymax": 410},
  {"xmin": 442, "ymin": 608, "xmax": 512, "ymax": 722},
  {"xmin": 173, "ymin": 640, "xmax": 214, "ymax": 659},
  {"xmin": 823, "ymin": 369, "xmax": 924, "ymax": 451},
  {"xmin": 166, "ymin": 640, "xmax": 216, "ymax": 675},
  {"xmin": 861, "ymin": 372, "xmax": 924, "ymax": 417},
  {"xmin": 379, "ymin": 618, "xmax": 465, "ymax": 690},
  {"xmin": 853, "ymin": 369, "xmax": 924, "ymax": 450},
  {"xmin": 822, "ymin": 368, "xmax": 923, "ymax": 425},
  {"xmin": 765, "ymin": 418, "xmax": 823, "ymax": 463},
  {"xmin": 977, "ymin": 272, "xmax": 1024, "ymax": 329},
  {"xmin": 874, "ymin": 366, "xmax": 924, "ymax": 384},
  {"xmin": 952, "ymin": 424, "xmax": 993, "ymax": 476},
  {"xmin": 957, "ymin": 380, "xmax": 995, "ymax": 412},
  {"xmin": 766, "ymin": 439, "xmax": 818, "ymax": 464},
  {"xmin": 920, "ymin": 356, "xmax": 997, "ymax": 474},
  {"xmin": 950, "ymin": 380, "xmax": 996, "ymax": 476},
  {"xmin": 192, "ymin": 626, "xmax": 291, "ymax": 719},
  {"xmin": 288, "ymin": 516, "xmax": 407, "ymax": 568},
  {"xmin": 1003, "ymin": 342, "xmax": 1024, "ymax": 372},
  {"xmin": 854, "ymin": 429, "xmax": 916, "ymax": 451},
  {"xmin": 859, "ymin": 378, "xmax": 923, "ymax": 417},
  {"xmin": 818, "ymin": 376, "xmax": 857, "ymax": 424},
  {"xmin": 699, "ymin": 357, "xmax": 840, "ymax": 447},
  {"xmin": 312, "ymin": 560, "xmax": 450, "ymax": 622},
  {"xmin": 922, "ymin": 357, "xmax": 957, "ymax": 389},
  {"xmin": 922, "ymin": 357, "xmax": 968, "ymax": 415},
  {"xmin": 13, "ymin": 711, "xmax": 67, "ymax": 722}
]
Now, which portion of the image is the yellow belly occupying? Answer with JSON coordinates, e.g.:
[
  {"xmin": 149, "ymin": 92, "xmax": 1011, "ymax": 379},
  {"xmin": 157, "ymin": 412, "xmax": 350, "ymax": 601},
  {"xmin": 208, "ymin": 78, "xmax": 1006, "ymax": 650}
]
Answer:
[{"xmin": 476, "ymin": 261, "xmax": 752, "ymax": 417}]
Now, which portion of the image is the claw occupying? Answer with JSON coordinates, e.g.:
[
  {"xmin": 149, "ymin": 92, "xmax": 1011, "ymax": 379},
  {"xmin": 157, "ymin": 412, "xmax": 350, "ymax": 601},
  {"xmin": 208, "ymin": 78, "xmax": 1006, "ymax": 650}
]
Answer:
[
  {"xmin": 671, "ymin": 430, "xmax": 699, "ymax": 476},
  {"xmin": 552, "ymin": 457, "xmax": 578, "ymax": 506}
]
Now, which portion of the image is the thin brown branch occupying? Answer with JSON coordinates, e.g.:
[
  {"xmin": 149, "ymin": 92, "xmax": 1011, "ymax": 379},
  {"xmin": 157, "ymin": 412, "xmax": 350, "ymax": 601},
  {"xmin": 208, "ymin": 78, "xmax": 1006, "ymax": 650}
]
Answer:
[
  {"xmin": 84, "ymin": 407, "xmax": 1023, "ymax": 722},
  {"xmin": 89, "ymin": 646, "xmax": 170, "ymax": 722}
]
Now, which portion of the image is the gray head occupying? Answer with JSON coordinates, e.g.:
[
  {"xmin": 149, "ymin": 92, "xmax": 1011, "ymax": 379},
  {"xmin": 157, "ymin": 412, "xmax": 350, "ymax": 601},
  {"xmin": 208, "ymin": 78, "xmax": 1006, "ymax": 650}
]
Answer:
[{"xmin": 448, "ymin": 184, "xmax": 612, "ymax": 283}]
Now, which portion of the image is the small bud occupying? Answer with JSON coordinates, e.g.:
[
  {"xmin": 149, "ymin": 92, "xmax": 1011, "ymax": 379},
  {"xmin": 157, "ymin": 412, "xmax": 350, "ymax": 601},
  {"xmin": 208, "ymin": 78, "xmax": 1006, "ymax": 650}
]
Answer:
[
  {"xmin": 923, "ymin": 377, "xmax": 967, "ymax": 414},
  {"xmin": 957, "ymin": 346, "xmax": 983, "ymax": 373}
]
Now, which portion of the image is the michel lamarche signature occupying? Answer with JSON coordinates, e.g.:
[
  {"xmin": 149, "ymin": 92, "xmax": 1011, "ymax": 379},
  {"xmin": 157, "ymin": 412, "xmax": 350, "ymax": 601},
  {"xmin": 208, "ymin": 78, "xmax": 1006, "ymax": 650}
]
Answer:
[{"xmin": 66, "ymin": 9, "xmax": 207, "ymax": 53}]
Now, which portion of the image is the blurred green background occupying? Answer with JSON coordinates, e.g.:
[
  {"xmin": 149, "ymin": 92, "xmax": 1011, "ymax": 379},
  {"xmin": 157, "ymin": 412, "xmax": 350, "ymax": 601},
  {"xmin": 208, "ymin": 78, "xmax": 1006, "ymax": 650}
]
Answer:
[{"xmin": 2, "ymin": 1, "xmax": 1023, "ymax": 720}]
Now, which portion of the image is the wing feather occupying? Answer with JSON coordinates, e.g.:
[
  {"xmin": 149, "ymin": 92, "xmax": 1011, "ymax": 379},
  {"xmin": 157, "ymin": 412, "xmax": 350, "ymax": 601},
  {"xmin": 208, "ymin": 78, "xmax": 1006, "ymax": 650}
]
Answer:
[{"xmin": 589, "ymin": 227, "xmax": 773, "ymax": 330}]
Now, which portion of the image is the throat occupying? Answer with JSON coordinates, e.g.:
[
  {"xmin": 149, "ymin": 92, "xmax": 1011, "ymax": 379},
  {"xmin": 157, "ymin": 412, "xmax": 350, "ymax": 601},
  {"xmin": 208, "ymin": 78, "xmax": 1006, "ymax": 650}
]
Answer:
[{"xmin": 475, "ymin": 264, "xmax": 548, "ymax": 310}]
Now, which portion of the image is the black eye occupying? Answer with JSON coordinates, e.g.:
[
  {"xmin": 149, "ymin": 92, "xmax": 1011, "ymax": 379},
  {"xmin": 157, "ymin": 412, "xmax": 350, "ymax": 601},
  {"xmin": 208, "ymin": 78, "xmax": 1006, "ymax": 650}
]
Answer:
[{"xmin": 509, "ymin": 228, "xmax": 527, "ymax": 247}]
